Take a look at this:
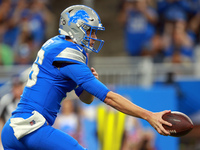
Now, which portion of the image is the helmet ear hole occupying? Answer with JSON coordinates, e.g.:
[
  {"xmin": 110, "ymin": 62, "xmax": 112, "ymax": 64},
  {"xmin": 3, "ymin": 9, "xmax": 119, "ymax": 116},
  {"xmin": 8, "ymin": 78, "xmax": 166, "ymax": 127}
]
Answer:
[{"xmin": 60, "ymin": 18, "xmax": 66, "ymax": 25}]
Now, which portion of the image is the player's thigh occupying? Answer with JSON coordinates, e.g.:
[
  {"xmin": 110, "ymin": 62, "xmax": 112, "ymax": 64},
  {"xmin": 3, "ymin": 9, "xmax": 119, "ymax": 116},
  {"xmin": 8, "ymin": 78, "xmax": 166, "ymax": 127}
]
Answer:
[
  {"xmin": 23, "ymin": 125, "xmax": 86, "ymax": 150},
  {"xmin": 1, "ymin": 120, "xmax": 27, "ymax": 150}
]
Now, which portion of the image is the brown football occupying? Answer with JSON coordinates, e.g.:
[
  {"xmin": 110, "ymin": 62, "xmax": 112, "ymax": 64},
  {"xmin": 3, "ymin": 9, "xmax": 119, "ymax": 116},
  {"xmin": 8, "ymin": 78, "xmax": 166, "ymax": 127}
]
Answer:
[{"xmin": 162, "ymin": 111, "xmax": 194, "ymax": 137}]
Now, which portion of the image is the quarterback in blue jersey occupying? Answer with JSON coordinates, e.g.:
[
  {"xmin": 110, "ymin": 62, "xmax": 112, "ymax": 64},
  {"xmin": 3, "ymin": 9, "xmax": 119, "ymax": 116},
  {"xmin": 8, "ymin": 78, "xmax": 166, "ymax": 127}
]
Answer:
[{"xmin": 1, "ymin": 5, "xmax": 172, "ymax": 150}]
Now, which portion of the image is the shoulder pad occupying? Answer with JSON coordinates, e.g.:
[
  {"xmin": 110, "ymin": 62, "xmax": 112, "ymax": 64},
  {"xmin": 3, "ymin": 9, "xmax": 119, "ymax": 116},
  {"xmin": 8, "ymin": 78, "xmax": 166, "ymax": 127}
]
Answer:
[{"xmin": 55, "ymin": 47, "xmax": 87, "ymax": 64}]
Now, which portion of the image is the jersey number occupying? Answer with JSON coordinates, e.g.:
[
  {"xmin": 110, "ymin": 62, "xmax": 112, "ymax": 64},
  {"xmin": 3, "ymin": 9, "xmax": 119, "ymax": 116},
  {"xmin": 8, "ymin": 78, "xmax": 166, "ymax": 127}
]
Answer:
[{"xmin": 26, "ymin": 49, "xmax": 45, "ymax": 87}]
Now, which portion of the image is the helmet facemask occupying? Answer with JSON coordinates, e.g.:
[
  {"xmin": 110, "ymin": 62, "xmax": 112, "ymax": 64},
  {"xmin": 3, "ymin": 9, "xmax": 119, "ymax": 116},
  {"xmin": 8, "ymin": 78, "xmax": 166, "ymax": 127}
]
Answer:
[{"xmin": 81, "ymin": 23, "xmax": 105, "ymax": 53}]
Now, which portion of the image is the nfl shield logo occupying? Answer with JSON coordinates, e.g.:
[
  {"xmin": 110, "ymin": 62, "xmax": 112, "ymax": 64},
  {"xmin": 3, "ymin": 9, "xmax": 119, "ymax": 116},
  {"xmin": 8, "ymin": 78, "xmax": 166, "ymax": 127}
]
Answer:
[{"xmin": 30, "ymin": 120, "xmax": 36, "ymax": 126}]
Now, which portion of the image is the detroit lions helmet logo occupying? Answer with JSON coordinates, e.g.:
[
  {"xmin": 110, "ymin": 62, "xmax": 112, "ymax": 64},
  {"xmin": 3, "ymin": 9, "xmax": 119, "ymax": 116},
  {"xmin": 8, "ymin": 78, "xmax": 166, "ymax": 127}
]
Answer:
[{"xmin": 67, "ymin": 10, "xmax": 90, "ymax": 26}]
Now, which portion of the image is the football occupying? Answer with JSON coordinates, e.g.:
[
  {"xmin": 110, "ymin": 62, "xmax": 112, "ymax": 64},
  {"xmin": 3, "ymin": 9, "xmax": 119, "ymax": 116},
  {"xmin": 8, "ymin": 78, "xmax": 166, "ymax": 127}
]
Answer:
[{"xmin": 162, "ymin": 111, "xmax": 194, "ymax": 137}]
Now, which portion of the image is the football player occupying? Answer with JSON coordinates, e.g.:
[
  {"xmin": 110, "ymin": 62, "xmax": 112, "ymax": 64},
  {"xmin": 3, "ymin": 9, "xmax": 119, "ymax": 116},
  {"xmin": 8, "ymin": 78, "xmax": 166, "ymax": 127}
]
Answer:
[{"xmin": 1, "ymin": 5, "xmax": 172, "ymax": 150}]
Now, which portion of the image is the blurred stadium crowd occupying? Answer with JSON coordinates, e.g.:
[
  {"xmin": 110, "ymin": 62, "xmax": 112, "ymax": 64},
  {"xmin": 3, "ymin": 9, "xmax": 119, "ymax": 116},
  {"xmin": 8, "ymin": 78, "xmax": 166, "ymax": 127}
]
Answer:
[
  {"xmin": 0, "ymin": 0, "xmax": 200, "ymax": 150},
  {"xmin": 0, "ymin": 0, "xmax": 199, "ymax": 65},
  {"xmin": 118, "ymin": 0, "xmax": 200, "ymax": 64},
  {"xmin": 0, "ymin": 0, "xmax": 55, "ymax": 65}
]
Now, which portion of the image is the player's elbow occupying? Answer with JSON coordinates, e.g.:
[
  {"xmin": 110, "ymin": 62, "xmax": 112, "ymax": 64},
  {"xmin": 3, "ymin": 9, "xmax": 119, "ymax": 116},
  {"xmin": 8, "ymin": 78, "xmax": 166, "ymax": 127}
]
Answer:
[
  {"xmin": 84, "ymin": 99, "xmax": 93, "ymax": 104},
  {"xmin": 79, "ymin": 94, "xmax": 94, "ymax": 104},
  {"xmin": 79, "ymin": 90, "xmax": 94, "ymax": 104},
  {"xmin": 79, "ymin": 97, "xmax": 93, "ymax": 104}
]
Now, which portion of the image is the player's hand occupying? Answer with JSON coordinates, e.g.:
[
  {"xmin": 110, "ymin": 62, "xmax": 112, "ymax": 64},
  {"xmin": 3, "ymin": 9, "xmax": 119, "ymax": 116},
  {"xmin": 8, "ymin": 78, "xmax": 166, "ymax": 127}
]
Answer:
[
  {"xmin": 91, "ymin": 67, "xmax": 99, "ymax": 79},
  {"xmin": 147, "ymin": 110, "xmax": 172, "ymax": 136}
]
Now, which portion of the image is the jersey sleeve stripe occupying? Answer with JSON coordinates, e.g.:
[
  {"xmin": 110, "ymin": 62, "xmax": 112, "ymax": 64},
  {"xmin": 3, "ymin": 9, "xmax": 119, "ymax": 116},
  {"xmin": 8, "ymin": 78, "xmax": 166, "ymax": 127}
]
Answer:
[{"xmin": 56, "ymin": 48, "xmax": 86, "ymax": 64}]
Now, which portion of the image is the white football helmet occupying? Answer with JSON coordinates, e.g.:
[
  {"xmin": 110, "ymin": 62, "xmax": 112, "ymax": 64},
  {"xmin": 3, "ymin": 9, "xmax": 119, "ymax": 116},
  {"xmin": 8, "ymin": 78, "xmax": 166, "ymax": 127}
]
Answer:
[{"xmin": 59, "ymin": 5, "xmax": 105, "ymax": 53}]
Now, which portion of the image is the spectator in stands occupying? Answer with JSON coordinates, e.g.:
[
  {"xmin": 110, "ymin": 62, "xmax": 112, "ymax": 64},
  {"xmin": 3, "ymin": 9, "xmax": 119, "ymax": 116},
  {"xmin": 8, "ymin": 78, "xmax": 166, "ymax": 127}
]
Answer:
[
  {"xmin": 122, "ymin": 116, "xmax": 143, "ymax": 150},
  {"xmin": 28, "ymin": 0, "xmax": 54, "ymax": 48},
  {"xmin": 14, "ymin": 29, "xmax": 35, "ymax": 65},
  {"xmin": 0, "ymin": 0, "xmax": 11, "ymax": 43},
  {"xmin": 122, "ymin": 114, "xmax": 155, "ymax": 150},
  {"xmin": 154, "ymin": 0, "xmax": 196, "ymax": 64},
  {"xmin": 157, "ymin": 0, "xmax": 192, "ymax": 26},
  {"xmin": 0, "ymin": 0, "xmax": 53, "ymax": 60},
  {"xmin": 151, "ymin": 33, "xmax": 170, "ymax": 63},
  {"xmin": 163, "ymin": 21, "xmax": 195, "ymax": 64},
  {"xmin": 2, "ymin": 0, "xmax": 28, "ymax": 48},
  {"xmin": 118, "ymin": 0, "xmax": 158, "ymax": 56}
]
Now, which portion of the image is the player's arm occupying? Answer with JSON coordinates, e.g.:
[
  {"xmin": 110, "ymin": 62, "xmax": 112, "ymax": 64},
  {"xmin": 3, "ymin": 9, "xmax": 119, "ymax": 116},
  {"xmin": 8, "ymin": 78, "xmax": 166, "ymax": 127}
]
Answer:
[
  {"xmin": 104, "ymin": 91, "xmax": 172, "ymax": 136},
  {"xmin": 79, "ymin": 90, "xmax": 94, "ymax": 104},
  {"xmin": 59, "ymin": 63, "xmax": 172, "ymax": 136},
  {"xmin": 58, "ymin": 63, "xmax": 108, "ymax": 104},
  {"xmin": 53, "ymin": 47, "xmax": 97, "ymax": 104},
  {"xmin": 75, "ymin": 67, "xmax": 98, "ymax": 104}
]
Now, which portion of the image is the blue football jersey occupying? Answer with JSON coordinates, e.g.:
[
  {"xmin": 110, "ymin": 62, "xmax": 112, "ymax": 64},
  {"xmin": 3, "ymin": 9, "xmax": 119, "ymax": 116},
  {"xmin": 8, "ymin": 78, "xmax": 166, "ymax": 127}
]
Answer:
[{"xmin": 13, "ymin": 35, "xmax": 90, "ymax": 125}]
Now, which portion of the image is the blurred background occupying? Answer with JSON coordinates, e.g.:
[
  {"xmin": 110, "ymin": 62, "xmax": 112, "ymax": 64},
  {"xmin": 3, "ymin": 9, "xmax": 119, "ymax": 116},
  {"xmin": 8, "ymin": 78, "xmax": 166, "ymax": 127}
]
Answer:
[{"xmin": 0, "ymin": 0, "xmax": 200, "ymax": 150}]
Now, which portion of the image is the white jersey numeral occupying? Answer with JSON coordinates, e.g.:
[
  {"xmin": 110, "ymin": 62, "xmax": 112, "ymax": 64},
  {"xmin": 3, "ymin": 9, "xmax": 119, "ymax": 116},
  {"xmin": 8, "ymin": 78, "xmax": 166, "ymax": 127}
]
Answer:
[{"xmin": 26, "ymin": 49, "xmax": 45, "ymax": 87}]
